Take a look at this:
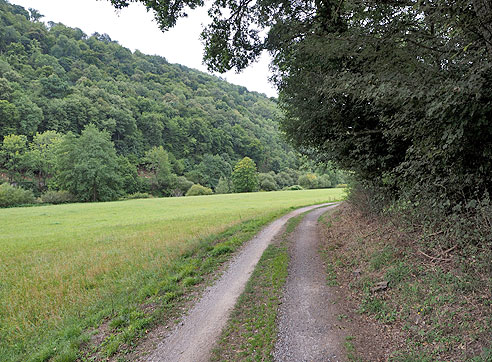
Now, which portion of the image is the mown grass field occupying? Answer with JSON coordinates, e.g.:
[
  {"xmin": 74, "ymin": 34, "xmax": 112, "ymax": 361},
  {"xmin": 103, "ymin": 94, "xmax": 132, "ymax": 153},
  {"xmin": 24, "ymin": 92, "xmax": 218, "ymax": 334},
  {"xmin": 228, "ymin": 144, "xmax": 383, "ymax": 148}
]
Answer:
[{"xmin": 0, "ymin": 189, "xmax": 344, "ymax": 361}]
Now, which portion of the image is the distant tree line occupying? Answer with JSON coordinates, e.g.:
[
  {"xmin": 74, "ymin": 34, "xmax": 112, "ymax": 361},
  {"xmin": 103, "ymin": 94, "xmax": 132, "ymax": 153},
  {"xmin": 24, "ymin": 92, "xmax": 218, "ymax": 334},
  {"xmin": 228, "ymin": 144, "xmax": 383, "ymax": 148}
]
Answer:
[
  {"xmin": 0, "ymin": 126, "xmax": 345, "ymax": 206},
  {"xmin": 0, "ymin": 1, "xmax": 345, "ymax": 206}
]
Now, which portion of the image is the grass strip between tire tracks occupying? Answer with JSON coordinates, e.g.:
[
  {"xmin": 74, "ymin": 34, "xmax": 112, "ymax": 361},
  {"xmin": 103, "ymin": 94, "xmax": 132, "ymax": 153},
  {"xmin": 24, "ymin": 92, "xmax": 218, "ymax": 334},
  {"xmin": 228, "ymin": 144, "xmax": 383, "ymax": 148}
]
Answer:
[{"xmin": 210, "ymin": 213, "xmax": 305, "ymax": 361}]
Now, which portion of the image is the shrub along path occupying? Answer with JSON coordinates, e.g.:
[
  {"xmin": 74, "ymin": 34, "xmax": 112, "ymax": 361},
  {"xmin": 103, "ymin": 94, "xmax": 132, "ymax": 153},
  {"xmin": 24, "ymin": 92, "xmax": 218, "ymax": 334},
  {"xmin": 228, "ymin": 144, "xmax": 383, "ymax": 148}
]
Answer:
[{"xmin": 142, "ymin": 203, "xmax": 337, "ymax": 362}]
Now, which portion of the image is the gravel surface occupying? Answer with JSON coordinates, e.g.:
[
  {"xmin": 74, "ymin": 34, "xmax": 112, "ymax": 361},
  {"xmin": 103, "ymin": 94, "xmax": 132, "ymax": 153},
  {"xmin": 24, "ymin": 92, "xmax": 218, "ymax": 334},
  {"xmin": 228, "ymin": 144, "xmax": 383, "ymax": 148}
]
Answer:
[
  {"xmin": 274, "ymin": 205, "xmax": 344, "ymax": 362},
  {"xmin": 144, "ymin": 203, "xmax": 335, "ymax": 362}
]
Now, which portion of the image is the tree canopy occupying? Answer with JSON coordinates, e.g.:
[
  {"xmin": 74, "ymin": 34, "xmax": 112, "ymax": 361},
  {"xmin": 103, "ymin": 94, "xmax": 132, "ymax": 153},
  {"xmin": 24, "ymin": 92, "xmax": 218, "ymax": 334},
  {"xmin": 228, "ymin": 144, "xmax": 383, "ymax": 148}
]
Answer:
[
  {"xmin": 0, "ymin": 0, "xmax": 299, "ymax": 173},
  {"xmin": 232, "ymin": 157, "xmax": 258, "ymax": 193},
  {"xmin": 56, "ymin": 125, "xmax": 122, "ymax": 202}
]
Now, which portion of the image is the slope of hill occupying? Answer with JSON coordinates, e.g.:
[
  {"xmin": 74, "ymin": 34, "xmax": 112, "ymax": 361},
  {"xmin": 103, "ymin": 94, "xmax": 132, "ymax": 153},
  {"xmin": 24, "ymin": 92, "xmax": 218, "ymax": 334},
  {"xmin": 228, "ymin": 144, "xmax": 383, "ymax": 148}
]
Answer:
[{"xmin": 0, "ymin": 0, "xmax": 298, "ymax": 175}]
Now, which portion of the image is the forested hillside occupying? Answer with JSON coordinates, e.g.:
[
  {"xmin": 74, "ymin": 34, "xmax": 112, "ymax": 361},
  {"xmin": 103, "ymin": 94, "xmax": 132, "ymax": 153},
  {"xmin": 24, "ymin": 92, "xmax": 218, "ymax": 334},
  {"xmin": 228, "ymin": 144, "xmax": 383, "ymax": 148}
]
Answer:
[
  {"xmin": 0, "ymin": 1, "xmax": 288, "ymax": 164},
  {"xmin": 0, "ymin": 1, "xmax": 345, "ymax": 204}
]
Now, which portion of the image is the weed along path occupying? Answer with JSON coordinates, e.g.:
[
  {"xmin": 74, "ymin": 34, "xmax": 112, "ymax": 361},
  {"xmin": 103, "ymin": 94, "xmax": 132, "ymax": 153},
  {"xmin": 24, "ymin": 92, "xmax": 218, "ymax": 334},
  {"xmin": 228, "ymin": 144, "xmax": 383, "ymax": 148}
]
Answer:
[
  {"xmin": 274, "ymin": 205, "xmax": 343, "ymax": 362},
  {"xmin": 144, "ymin": 203, "xmax": 336, "ymax": 362}
]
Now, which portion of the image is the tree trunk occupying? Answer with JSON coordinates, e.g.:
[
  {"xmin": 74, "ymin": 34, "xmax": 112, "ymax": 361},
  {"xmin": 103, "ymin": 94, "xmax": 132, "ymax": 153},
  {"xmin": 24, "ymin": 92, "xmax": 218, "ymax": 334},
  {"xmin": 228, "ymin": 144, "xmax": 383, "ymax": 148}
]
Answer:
[{"xmin": 473, "ymin": 0, "xmax": 492, "ymax": 56}]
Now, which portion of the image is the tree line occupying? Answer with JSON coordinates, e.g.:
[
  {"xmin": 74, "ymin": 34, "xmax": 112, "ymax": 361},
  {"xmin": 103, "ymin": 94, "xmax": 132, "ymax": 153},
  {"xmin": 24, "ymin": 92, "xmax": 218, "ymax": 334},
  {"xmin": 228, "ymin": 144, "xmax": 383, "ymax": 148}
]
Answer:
[{"xmin": 0, "ymin": 125, "xmax": 345, "ymax": 206}]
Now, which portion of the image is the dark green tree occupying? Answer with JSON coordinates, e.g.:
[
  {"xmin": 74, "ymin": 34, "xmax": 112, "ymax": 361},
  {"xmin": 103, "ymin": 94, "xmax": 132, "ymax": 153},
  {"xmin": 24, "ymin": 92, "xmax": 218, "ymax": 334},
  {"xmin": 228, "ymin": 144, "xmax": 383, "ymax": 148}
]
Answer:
[
  {"xmin": 190, "ymin": 154, "xmax": 232, "ymax": 189},
  {"xmin": 258, "ymin": 172, "xmax": 278, "ymax": 191},
  {"xmin": 56, "ymin": 125, "xmax": 122, "ymax": 201}
]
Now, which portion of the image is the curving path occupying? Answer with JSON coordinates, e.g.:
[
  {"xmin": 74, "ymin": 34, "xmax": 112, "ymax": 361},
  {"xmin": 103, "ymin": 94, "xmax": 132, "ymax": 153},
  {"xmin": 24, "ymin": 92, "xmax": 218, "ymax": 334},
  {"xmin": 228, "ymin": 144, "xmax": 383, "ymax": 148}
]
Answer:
[{"xmin": 145, "ymin": 203, "xmax": 337, "ymax": 362}]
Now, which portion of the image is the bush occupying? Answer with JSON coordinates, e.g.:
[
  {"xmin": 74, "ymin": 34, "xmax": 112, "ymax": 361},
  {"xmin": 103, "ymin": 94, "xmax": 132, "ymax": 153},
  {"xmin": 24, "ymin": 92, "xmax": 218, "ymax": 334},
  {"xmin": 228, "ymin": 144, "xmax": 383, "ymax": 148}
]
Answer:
[
  {"xmin": 283, "ymin": 185, "xmax": 304, "ymax": 191},
  {"xmin": 123, "ymin": 192, "xmax": 152, "ymax": 200},
  {"xmin": 298, "ymin": 173, "xmax": 318, "ymax": 189},
  {"xmin": 41, "ymin": 190, "xmax": 75, "ymax": 204},
  {"xmin": 185, "ymin": 184, "xmax": 213, "ymax": 196},
  {"xmin": 317, "ymin": 174, "xmax": 333, "ymax": 188},
  {"xmin": 274, "ymin": 170, "xmax": 296, "ymax": 188},
  {"xmin": 0, "ymin": 183, "xmax": 36, "ymax": 207},
  {"xmin": 170, "ymin": 176, "xmax": 193, "ymax": 196},
  {"xmin": 258, "ymin": 173, "xmax": 278, "ymax": 191}
]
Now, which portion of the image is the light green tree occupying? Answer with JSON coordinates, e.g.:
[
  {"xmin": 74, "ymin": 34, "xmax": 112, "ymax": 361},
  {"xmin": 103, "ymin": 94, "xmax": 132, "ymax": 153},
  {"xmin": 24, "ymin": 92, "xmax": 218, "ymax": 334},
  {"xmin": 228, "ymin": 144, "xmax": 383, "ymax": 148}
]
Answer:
[
  {"xmin": 25, "ymin": 131, "xmax": 63, "ymax": 192},
  {"xmin": 0, "ymin": 134, "xmax": 27, "ymax": 182},
  {"xmin": 232, "ymin": 157, "xmax": 258, "ymax": 193},
  {"xmin": 215, "ymin": 176, "xmax": 232, "ymax": 194}
]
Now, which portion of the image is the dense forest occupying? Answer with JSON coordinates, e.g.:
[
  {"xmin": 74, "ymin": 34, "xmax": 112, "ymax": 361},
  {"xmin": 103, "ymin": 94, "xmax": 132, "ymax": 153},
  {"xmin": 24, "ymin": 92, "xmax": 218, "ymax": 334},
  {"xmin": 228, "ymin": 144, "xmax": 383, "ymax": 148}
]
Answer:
[{"xmin": 0, "ymin": 0, "xmax": 344, "ymax": 204}]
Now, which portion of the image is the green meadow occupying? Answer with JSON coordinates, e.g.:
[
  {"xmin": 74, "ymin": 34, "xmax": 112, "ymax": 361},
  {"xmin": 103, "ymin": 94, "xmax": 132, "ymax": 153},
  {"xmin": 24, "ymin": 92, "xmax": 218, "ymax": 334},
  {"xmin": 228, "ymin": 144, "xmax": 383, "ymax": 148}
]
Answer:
[{"xmin": 0, "ymin": 189, "xmax": 344, "ymax": 361}]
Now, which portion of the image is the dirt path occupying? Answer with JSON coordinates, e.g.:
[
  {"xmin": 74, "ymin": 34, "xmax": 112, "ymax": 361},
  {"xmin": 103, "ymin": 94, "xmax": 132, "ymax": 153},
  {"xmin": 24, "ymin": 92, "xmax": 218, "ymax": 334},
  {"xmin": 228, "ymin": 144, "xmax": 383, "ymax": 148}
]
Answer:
[
  {"xmin": 144, "ymin": 203, "xmax": 336, "ymax": 362},
  {"xmin": 274, "ymin": 206, "xmax": 344, "ymax": 362}
]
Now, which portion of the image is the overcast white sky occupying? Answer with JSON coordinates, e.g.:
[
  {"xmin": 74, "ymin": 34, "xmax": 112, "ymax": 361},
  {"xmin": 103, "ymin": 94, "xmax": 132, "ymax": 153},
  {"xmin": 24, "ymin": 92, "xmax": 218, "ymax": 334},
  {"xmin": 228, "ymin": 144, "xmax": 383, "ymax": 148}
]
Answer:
[{"xmin": 10, "ymin": 0, "xmax": 277, "ymax": 97}]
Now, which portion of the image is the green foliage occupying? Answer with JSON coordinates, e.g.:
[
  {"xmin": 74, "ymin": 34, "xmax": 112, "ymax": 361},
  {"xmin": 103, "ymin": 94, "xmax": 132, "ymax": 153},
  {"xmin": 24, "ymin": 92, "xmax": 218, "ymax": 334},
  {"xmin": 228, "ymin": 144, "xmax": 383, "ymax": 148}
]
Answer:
[
  {"xmin": 0, "ymin": 133, "xmax": 27, "ymax": 182},
  {"xmin": 298, "ymin": 173, "xmax": 318, "ymax": 190},
  {"xmin": 144, "ymin": 146, "xmax": 174, "ymax": 196},
  {"xmin": 274, "ymin": 169, "xmax": 298, "ymax": 189},
  {"xmin": 0, "ymin": 182, "xmax": 35, "ymax": 207},
  {"xmin": 40, "ymin": 190, "xmax": 74, "ymax": 204},
  {"xmin": 171, "ymin": 175, "xmax": 193, "ymax": 196},
  {"xmin": 117, "ymin": 155, "xmax": 140, "ymax": 195},
  {"xmin": 258, "ymin": 172, "xmax": 278, "ymax": 191},
  {"xmin": 215, "ymin": 176, "xmax": 232, "ymax": 194},
  {"xmin": 232, "ymin": 157, "xmax": 258, "ymax": 193},
  {"xmin": 25, "ymin": 131, "xmax": 63, "ymax": 193},
  {"xmin": 123, "ymin": 192, "xmax": 152, "ymax": 199},
  {"xmin": 317, "ymin": 174, "xmax": 333, "ymax": 188},
  {"xmin": 56, "ymin": 125, "xmax": 123, "ymax": 202},
  {"xmin": 185, "ymin": 184, "xmax": 213, "ymax": 196},
  {"xmin": 284, "ymin": 185, "xmax": 303, "ymax": 191},
  {"xmin": 188, "ymin": 154, "xmax": 232, "ymax": 190},
  {"xmin": 0, "ymin": 0, "xmax": 298, "ymax": 177},
  {"xmin": 114, "ymin": 0, "xmax": 492, "ymax": 220},
  {"xmin": 0, "ymin": 0, "xmax": 355, "ymax": 205}
]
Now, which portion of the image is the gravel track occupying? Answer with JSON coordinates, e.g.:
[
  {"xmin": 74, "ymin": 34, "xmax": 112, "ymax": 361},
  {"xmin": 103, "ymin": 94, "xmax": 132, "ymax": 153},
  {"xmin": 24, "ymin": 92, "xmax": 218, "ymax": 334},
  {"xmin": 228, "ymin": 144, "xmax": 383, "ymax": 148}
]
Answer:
[
  {"xmin": 274, "ymin": 205, "xmax": 343, "ymax": 362},
  {"xmin": 144, "ymin": 203, "xmax": 335, "ymax": 362}
]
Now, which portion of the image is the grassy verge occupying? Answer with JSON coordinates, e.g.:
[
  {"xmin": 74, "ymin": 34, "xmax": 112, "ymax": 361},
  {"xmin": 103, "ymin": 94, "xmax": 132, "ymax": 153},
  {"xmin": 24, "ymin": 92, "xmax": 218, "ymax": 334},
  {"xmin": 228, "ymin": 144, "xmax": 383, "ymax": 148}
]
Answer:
[
  {"xmin": 210, "ymin": 214, "xmax": 304, "ymax": 361},
  {"xmin": 0, "ymin": 190, "xmax": 345, "ymax": 361},
  {"xmin": 319, "ymin": 204, "xmax": 492, "ymax": 361},
  {"xmin": 82, "ymin": 213, "xmax": 286, "ymax": 361}
]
